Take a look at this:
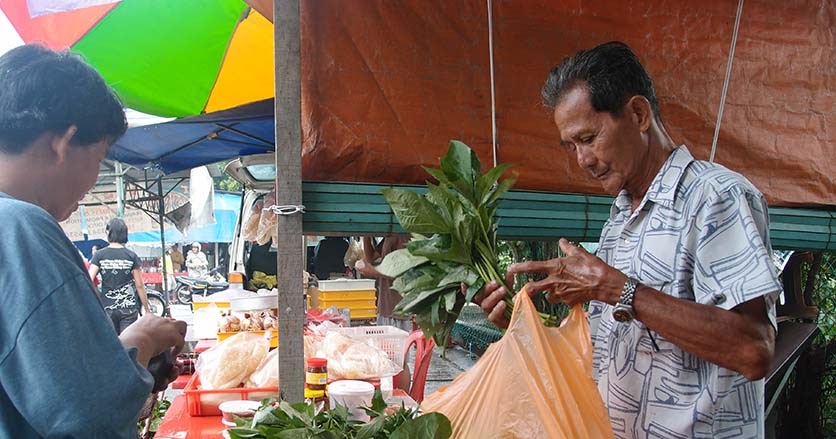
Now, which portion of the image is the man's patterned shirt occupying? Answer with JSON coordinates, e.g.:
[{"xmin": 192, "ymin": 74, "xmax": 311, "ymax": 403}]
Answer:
[{"xmin": 589, "ymin": 146, "xmax": 781, "ymax": 439}]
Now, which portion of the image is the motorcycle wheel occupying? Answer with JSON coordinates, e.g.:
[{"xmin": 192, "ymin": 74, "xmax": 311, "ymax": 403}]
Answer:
[
  {"xmin": 176, "ymin": 285, "xmax": 192, "ymax": 305},
  {"xmin": 144, "ymin": 294, "xmax": 168, "ymax": 318}
]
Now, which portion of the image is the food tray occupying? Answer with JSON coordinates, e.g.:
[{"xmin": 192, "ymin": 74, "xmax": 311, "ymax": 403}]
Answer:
[
  {"xmin": 184, "ymin": 373, "xmax": 278, "ymax": 417},
  {"xmin": 317, "ymin": 278, "xmax": 376, "ymax": 291},
  {"xmin": 230, "ymin": 295, "xmax": 278, "ymax": 311},
  {"xmin": 333, "ymin": 325, "xmax": 409, "ymax": 363}
]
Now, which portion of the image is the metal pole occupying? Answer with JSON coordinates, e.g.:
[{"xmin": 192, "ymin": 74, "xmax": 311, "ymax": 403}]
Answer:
[
  {"xmin": 275, "ymin": 0, "xmax": 304, "ymax": 402},
  {"xmin": 157, "ymin": 174, "xmax": 168, "ymax": 296},
  {"xmin": 115, "ymin": 161, "xmax": 125, "ymax": 218}
]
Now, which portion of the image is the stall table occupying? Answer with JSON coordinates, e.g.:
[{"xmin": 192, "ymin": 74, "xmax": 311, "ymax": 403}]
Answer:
[{"xmin": 156, "ymin": 389, "xmax": 415, "ymax": 438}]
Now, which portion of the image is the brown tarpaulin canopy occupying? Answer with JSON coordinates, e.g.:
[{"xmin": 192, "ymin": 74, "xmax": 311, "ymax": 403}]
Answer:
[{"xmin": 250, "ymin": 0, "xmax": 834, "ymax": 207}]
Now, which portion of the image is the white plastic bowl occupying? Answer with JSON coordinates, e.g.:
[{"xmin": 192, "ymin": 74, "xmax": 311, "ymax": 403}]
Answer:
[
  {"xmin": 218, "ymin": 400, "xmax": 261, "ymax": 427},
  {"xmin": 328, "ymin": 380, "xmax": 375, "ymax": 421}
]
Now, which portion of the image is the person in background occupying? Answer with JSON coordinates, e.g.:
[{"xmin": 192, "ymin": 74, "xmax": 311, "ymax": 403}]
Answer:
[
  {"xmin": 355, "ymin": 235, "xmax": 412, "ymax": 332},
  {"xmin": 474, "ymin": 41, "xmax": 778, "ymax": 438},
  {"xmin": 169, "ymin": 243, "xmax": 184, "ymax": 271},
  {"xmin": 0, "ymin": 44, "xmax": 185, "ymax": 438},
  {"xmin": 185, "ymin": 241, "xmax": 209, "ymax": 278},
  {"xmin": 313, "ymin": 236, "xmax": 350, "ymax": 280},
  {"xmin": 91, "ymin": 244, "xmax": 100, "ymax": 256},
  {"xmin": 89, "ymin": 218, "xmax": 151, "ymax": 334},
  {"xmin": 160, "ymin": 247, "xmax": 175, "ymax": 296}
]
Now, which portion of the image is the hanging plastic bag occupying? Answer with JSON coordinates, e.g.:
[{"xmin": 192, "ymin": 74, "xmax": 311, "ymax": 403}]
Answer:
[{"xmin": 421, "ymin": 289, "xmax": 614, "ymax": 439}]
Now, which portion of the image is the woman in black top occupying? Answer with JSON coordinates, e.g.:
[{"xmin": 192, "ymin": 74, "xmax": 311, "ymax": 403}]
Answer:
[{"xmin": 89, "ymin": 218, "xmax": 151, "ymax": 334}]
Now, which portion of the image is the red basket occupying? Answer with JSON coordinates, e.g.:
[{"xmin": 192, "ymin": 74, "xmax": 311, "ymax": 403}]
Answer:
[{"xmin": 183, "ymin": 373, "xmax": 279, "ymax": 417}]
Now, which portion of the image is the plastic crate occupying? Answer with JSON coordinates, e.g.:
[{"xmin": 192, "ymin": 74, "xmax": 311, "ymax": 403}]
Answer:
[
  {"xmin": 333, "ymin": 325, "xmax": 409, "ymax": 363},
  {"xmin": 184, "ymin": 373, "xmax": 278, "ymax": 416},
  {"xmin": 318, "ymin": 289, "xmax": 377, "ymax": 320},
  {"xmin": 217, "ymin": 330, "xmax": 278, "ymax": 348}
]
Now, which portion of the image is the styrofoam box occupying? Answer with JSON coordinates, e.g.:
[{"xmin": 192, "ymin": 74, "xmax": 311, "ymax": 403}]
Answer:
[{"xmin": 318, "ymin": 278, "xmax": 376, "ymax": 291}]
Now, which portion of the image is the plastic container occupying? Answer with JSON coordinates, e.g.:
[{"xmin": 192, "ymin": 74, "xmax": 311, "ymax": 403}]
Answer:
[
  {"xmin": 218, "ymin": 400, "xmax": 261, "ymax": 427},
  {"xmin": 184, "ymin": 373, "xmax": 278, "ymax": 416},
  {"xmin": 318, "ymin": 278, "xmax": 376, "ymax": 291},
  {"xmin": 328, "ymin": 380, "xmax": 375, "ymax": 421},
  {"xmin": 333, "ymin": 325, "xmax": 409, "ymax": 363},
  {"xmin": 309, "ymin": 289, "xmax": 377, "ymax": 320},
  {"xmin": 217, "ymin": 329, "xmax": 278, "ymax": 348}
]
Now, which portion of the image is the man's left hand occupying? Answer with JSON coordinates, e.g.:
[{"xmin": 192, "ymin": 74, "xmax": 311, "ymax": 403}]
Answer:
[{"xmin": 509, "ymin": 238, "xmax": 627, "ymax": 306}]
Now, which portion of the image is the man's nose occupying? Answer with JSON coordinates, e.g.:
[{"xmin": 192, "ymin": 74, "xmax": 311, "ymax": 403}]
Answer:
[{"xmin": 576, "ymin": 145, "xmax": 596, "ymax": 169}]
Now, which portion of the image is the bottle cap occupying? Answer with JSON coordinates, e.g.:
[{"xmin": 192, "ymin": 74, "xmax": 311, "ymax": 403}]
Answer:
[{"xmin": 306, "ymin": 357, "xmax": 328, "ymax": 367}]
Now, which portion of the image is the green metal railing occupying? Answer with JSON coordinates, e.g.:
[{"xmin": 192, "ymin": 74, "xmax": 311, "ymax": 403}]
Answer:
[{"xmin": 301, "ymin": 182, "xmax": 836, "ymax": 251}]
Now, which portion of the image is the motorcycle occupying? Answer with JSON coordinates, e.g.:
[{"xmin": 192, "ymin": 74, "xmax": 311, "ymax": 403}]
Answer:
[
  {"xmin": 140, "ymin": 287, "xmax": 169, "ymax": 318},
  {"xmin": 174, "ymin": 268, "xmax": 230, "ymax": 305}
]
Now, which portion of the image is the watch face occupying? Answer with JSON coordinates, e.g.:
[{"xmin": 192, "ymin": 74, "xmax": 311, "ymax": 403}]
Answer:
[{"xmin": 613, "ymin": 308, "xmax": 632, "ymax": 322}]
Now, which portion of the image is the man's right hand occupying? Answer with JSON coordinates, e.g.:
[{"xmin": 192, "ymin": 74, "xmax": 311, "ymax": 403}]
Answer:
[{"xmin": 119, "ymin": 314, "xmax": 187, "ymax": 367}]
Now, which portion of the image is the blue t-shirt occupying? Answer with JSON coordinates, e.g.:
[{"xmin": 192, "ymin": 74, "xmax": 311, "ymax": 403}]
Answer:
[{"xmin": 0, "ymin": 193, "xmax": 153, "ymax": 438}]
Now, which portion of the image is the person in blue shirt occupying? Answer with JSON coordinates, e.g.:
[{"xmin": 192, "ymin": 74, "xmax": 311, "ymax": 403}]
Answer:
[{"xmin": 0, "ymin": 44, "xmax": 187, "ymax": 438}]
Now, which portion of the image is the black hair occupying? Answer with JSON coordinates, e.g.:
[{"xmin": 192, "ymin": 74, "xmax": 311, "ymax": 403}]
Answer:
[
  {"xmin": 106, "ymin": 218, "xmax": 129, "ymax": 244},
  {"xmin": 0, "ymin": 44, "xmax": 127, "ymax": 154},
  {"xmin": 542, "ymin": 41, "xmax": 661, "ymax": 121}
]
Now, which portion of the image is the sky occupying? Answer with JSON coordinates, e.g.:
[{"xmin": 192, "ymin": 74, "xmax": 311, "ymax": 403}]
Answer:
[{"xmin": 0, "ymin": 10, "xmax": 170, "ymax": 125}]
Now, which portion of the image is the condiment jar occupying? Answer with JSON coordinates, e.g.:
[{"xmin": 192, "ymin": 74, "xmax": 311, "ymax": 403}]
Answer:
[{"xmin": 305, "ymin": 357, "xmax": 328, "ymax": 391}]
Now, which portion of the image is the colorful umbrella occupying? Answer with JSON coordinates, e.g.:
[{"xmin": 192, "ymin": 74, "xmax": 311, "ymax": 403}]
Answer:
[{"xmin": 0, "ymin": 0, "xmax": 274, "ymax": 117}]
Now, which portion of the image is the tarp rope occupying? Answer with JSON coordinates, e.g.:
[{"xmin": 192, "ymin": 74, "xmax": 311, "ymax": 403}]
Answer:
[
  {"xmin": 487, "ymin": 0, "xmax": 498, "ymax": 167},
  {"xmin": 710, "ymin": 0, "xmax": 744, "ymax": 163}
]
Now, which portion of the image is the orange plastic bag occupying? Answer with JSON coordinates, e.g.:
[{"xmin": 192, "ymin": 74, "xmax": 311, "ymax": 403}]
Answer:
[{"xmin": 421, "ymin": 290, "xmax": 614, "ymax": 438}]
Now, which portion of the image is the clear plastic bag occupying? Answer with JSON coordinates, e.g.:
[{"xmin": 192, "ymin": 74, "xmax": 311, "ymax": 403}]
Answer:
[
  {"xmin": 246, "ymin": 347, "xmax": 279, "ymax": 388},
  {"xmin": 195, "ymin": 332, "xmax": 270, "ymax": 390},
  {"xmin": 421, "ymin": 289, "xmax": 614, "ymax": 438}
]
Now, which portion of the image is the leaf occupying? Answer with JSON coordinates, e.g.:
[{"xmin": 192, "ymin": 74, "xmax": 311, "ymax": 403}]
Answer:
[
  {"xmin": 382, "ymin": 188, "xmax": 449, "ymax": 234},
  {"xmin": 439, "ymin": 140, "xmax": 480, "ymax": 200},
  {"xmin": 392, "ymin": 264, "xmax": 445, "ymax": 295},
  {"xmin": 475, "ymin": 163, "xmax": 513, "ymax": 205},
  {"xmin": 354, "ymin": 416, "xmax": 386, "ymax": 439},
  {"xmin": 276, "ymin": 428, "xmax": 313, "ymax": 439},
  {"xmin": 407, "ymin": 234, "xmax": 469, "ymax": 265},
  {"xmin": 465, "ymin": 278, "xmax": 485, "ymax": 302},
  {"xmin": 377, "ymin": 248, "xmax": 428, "ymax": 278},
  {"xmin": 437, "ymin": 265, "xmax": 478, "ymax": 287},
  {"xmin": 394, "ymin": 285, "xmax": 450, "ymax": 314},
  {"xmin": 227, "ymin": 428, "xmax": 263, "ymax": 439},
  {"xmin": 484, "ymin": 176, "xmax": 515, "ymax": 207},
  {"xmin": 443, "ymin": 290, "xmax": 458, "ymax": 312},
  {"xmin": 389, "ymin": 412, "xmax": 453, "ymax": 439}
]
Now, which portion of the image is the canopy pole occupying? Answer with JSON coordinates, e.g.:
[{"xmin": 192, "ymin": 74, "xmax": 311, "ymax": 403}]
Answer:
[
  {"xmin": 487, "ymin": 0, "xmax": 497, "ymax": 167},
  {"xmin": 157, "ymin": 173, "xmax": 168, "ymax": 295},
  {"xmin": 709, "ymin": 0, "xmax": 744, "ymax": 163},
  {"xmin": 274, "ymin": 0, "xmax": 305, "ymax": 402}
]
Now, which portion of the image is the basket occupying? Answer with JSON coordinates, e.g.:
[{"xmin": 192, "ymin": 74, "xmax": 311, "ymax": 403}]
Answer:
[
  {"xmin": 333, "ymin": 325, "xmax": 409, "ymax": 363},
  {"xmin": 183, "ymin": 373, "xmax": 278, "ymax": 417}
]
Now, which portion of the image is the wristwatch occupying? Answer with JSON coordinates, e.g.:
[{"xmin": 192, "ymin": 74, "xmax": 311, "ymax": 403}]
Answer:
[{"xmin": 612, "ymin": 277, "xmax": 640, "ymax": 322}]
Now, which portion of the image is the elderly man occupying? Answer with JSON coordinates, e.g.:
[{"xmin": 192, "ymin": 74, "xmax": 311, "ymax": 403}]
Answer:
[
  {"xmin": 476, "ymin": 41, "xmax": 779, "ymax": 438},
  {"xmin": 0, "ymin": 45, "xmax": 186, "ymax": 438}
]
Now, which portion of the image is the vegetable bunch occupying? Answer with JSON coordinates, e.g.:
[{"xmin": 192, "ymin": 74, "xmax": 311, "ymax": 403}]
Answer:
[
  {"xmin": 378, "ymin": 141, "xmax": 558, "ymax": 347},
  {"xmin": 227, "ymin": 391, "xmax": 451, "ymax": 439}
]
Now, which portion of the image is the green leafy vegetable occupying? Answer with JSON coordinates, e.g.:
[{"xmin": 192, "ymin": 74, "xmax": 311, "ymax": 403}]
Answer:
[
  {"xmin": 227, "ymin": 392, "xmax": 451, "ymax": 439},
  {"xmin": 381, "ymin": 140, "xmax": 559, "ymax": 346}
]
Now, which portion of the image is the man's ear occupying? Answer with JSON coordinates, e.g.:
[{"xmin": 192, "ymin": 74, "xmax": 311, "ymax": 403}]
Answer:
[
  {"xmin": 51, "ymin": 125, "xmax": 78, "ymax": 163},
  {"xmin": 627, "ymin": 96, "xmax": 653, "ymax": 132}
]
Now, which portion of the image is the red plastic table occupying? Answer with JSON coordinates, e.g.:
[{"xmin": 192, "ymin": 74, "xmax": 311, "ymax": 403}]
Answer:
[
  {"xmin": 155, "ymin": 389, "xmax": 414, "ymax": 438},
  {"xmin": 154, "ymin": 395, "xmax": 227, "ymax": 439}
]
